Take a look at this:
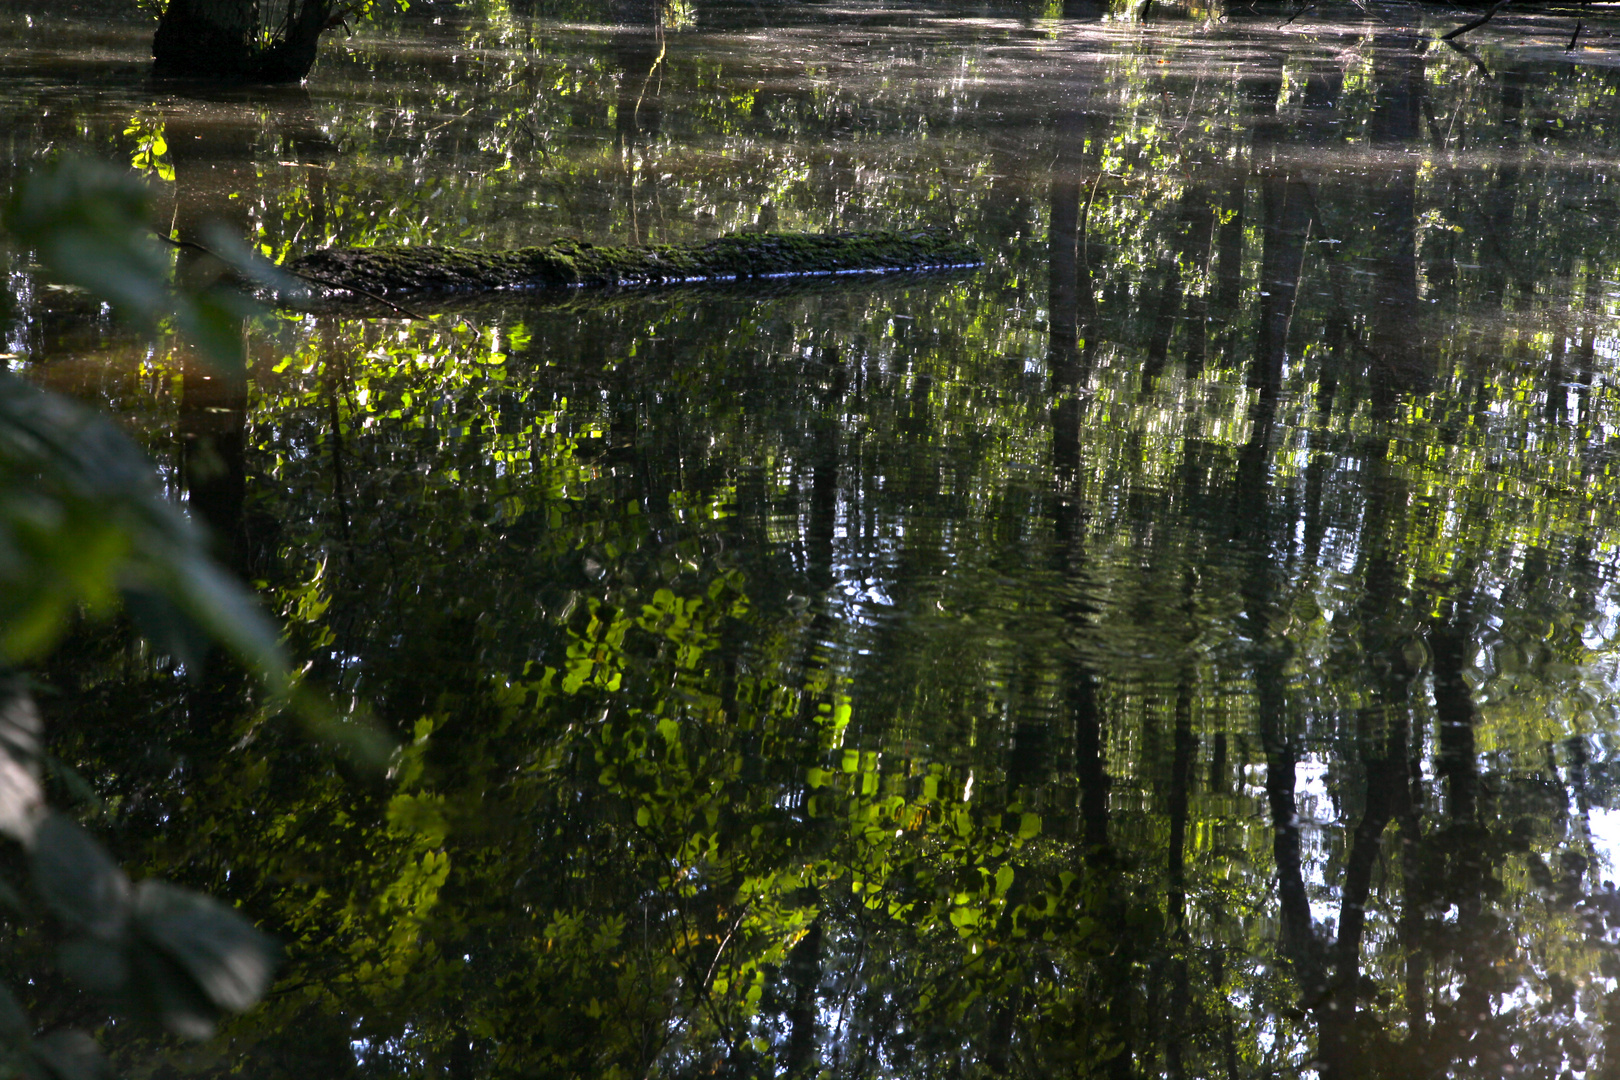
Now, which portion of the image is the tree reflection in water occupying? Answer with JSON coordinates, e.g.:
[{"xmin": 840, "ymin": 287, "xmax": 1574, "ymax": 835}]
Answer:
[{"xmin": 6, "ymin": 1, "xmax": 1620, "ymax": 1076}]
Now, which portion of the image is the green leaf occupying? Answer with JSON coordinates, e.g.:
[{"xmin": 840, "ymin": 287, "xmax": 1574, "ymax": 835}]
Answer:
[
  {"xmin": 0, "ymin": 979, "xmax": 31, "ymax": 1047},
  {"xmin": 133, "ymin": 881, "xmax": 280, "ymax": 1015},
  {"xmin": 3, "ymin": 158, "xmax": 170, "ymax": 336},
  {"xmin": 30, "ymin": 814, "xmax": 129, "ymax": 939},
  {"xmin": 27, "ymin": 1031, "xmax": 109, "ymax": 1080},
  {"xmin": 173, "ymin": 289, "xmax": 250, "ymax": 379},
  {"xmin": 196, "ymin": 221, "xmax": 305, "ymax": 298},
  {"xmin": 123, "ymin": 937, "xmax": 222, "ymax": 1040},
  {"xmin": 151, "ymin": 555, "xmax": 288, "ymax": 696},
  {"xmin": 0, "ymin": 372, "xmax": 287, "ymax": 687},
  {"xmin": 57, "ymin": 939, "xmax": 130, "ymax": 998},
  {"xmin": 120, "ymin": 586, "xmax": 212, "ymax": 673}
]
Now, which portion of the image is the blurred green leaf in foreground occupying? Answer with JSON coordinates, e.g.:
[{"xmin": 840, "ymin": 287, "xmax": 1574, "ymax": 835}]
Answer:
[{"xmin": 0, "ymin": 156, "xmax": 308, "ymax": 1080}]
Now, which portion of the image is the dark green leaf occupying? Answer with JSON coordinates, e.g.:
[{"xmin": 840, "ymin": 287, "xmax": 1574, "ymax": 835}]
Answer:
[
  {"xmin": 120, "ymin": 586, "xmax": 211, "ymax": 672},
  {"xmin": 29, "ymin": 814, "xmax": 129, "ymax": 939},
  {"xmin": 0, "ymin": 371, "xmax": 289, "ymax": 685},
  {"xmin": 134, "ymin": 881, "xmax": 280, "ymax": 1015},
  {"xmin": 3, "ymin": 158, "xmax": 170, "ymax": 336},
  {"xmin": 0, "ymin": 979, "xmax": 32, "ymax": 1047},
  {"xmin": 172, "ymin": 288, "xmax": 251, "ymax": 379},
  {"xmin": 27, "ymin": 1031, "xmax": 109, "ymax": 1080},
  {"xmin": 57, "ymin": 939, "xmax": 130, "ymax": 998},
  {"xmin": 198, "ymin": 222, "xmax": 305, "ymax": 298},
  {"xmin": 124, "ymin": 938, "xmax": 220, "ymax": 1041}
]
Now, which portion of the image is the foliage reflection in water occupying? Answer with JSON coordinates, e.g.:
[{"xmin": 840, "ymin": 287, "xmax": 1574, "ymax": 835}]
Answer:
[{"xmin": 7, "ymin": 1, "xmax": 1620, "ymax": 1077}]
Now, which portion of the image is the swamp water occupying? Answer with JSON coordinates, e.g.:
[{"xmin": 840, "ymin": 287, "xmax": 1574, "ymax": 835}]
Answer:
[{"xmin": 6, "ymin": 0, "xmax": 1620, "ymax": 1076}]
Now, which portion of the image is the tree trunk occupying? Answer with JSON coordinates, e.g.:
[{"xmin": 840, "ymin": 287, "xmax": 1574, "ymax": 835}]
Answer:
[{"xmin": 153, "ymin": 0, "xmax": 334, "ymax": 83}]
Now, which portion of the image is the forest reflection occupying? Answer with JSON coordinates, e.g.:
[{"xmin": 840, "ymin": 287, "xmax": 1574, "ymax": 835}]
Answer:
[{"xmin": 6, "ymin": 1, "xmax": 1620, "ymax": 1078}]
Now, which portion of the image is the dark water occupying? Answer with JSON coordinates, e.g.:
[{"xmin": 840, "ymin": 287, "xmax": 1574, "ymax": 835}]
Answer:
[{"xmin": 8, "ymin": 0, "xmax": 1620, "ymax": 1076}]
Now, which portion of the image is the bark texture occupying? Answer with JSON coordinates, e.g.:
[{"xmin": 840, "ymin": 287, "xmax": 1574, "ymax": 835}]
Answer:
[{"xmin": 285, "ymin": 230, "xmax": 983, "ymax": 297}]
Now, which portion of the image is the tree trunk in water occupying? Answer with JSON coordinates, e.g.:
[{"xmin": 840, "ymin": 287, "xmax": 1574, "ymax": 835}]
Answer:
[
  {"xmin": 1164, "ymin": 667, "xmax": 1195, "ymax": 1080},
  {"xmin": 1248, "ymin": 61, "xmax": 1313, "ymax": 397},
  {"xmin": 1367, "ymin": 33, "xmax": 1428, "ymax": 414},
  {"xmin": 1142, "ymin": 183, "xmax": 1210, "ymax": 385},
  {"xmin": 782, "ymin": 918, "xmax": 823, "ymax": 1076},
  {"xmin": 153, "ymin": 0, "xmax": 334, "ymax": 82}
]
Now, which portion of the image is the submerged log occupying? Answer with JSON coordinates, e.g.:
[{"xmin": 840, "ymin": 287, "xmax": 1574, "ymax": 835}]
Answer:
[{"xmin": 285, "ymin": 230, "xmax": 982, "ymax": 298}]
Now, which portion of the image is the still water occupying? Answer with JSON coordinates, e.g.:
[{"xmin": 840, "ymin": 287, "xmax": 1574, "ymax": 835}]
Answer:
[{"xmin": 6, "ymin": 0, "xmax": 1620, "ymax": 1076}]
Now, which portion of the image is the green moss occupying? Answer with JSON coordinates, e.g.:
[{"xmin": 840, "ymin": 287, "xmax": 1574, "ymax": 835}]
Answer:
[{"xmin": 287, "ymin": 230, "xmax": 982, "ymax": 298}]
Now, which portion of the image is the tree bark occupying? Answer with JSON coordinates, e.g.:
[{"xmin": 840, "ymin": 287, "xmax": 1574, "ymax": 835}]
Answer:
[
  {"xmin": 154, "ymin": 0, "xmax": 335, "ymax": 83},
  {"xmin": 289, "ymin": 231, "xmax": 981, "ymax": 298}
]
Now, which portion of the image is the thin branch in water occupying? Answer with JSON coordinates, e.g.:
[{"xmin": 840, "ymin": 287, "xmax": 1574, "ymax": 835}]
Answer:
[
  {"xmin": 1442, "ymin": 0, "xmax": 1508, "ymax": 41},
  {"xmin": 1280, "ymin": 3, "xmax": 1316, "ymax": 27},
  {"xmin": 423, "ymin": 105, "xmax": 478, "ymax": 135},
  {"xmin": 1568, "ymin": 18, "xmax": 1583, "ymax": 48},
  {"xmin": 632, "ymin": 26, "xmax": 667, "ymax": 132},
  {"xmin": 1345, "ymin": 0, "xmax": 1391, "ymax": 25},
  {"xmin": 1080, "ymin": 168, "xmax": 1105, "ymax": 266},
  {"xmin": 1442, "ymin": 36, "xmax": 1492, "ymax": 76}
]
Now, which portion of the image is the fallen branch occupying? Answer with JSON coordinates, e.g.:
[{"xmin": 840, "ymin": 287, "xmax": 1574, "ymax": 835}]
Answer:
[
  {"xmin": 285, "ymin": 230, "xmax": 983, "ymax": 299},
  {"xmin": 1442, "ymin": 0, "xmax": 1508, "ymax": 41},
  {"xmin": 1280, "ymin": 2, "xmax": 1317, "ymax": 27},
  {"xmin": 1442, "ymin": 36, "xmax": 1492, "ymax": 76}
]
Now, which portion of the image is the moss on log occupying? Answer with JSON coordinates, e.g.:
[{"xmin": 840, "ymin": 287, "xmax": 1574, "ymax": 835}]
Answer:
[{"xmin": 286, "ymin": 230, "xmax": 981, "ymax": 298}]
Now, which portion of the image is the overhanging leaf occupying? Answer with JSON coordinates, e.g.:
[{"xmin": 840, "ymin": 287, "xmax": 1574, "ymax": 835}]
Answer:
[
  {"xmin": 134, "ymin": 881, "xmax": 280, "ymax": 1015},
  {"xmin": 27, "ymin": 1031, "xmax": 109, "ymax": 1080},
  {"xmin": 0, "ymin": 979, "xmax": 31, "ymax": 1047},
  {"xmin": 30, "ymin": 814, "xmax": 130, "ymax": 939}
]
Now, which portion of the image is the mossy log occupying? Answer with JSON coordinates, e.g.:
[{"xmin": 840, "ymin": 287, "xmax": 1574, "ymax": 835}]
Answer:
[{"xmin": 286, "ymin": 230, "xmax": 982, "ymax": 298}]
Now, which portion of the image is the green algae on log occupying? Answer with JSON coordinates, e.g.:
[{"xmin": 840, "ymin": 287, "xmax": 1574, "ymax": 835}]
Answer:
[{"xmin": 286, "ymin": 230, "xmax": 982, "ymax": 297}]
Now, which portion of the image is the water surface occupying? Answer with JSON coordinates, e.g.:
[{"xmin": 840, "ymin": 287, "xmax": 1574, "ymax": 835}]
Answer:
[{"xmin": 7, "ymin": 1, "xmax": 1620, "ymax": 1077}]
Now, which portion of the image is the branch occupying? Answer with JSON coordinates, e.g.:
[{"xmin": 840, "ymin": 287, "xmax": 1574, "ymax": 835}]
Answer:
[
  {"xmin": 1279, "ymin": 2, "xmax": 1316, "ymax": 27},
  {"xmin": 1442, "ymin": 0, "xmax": 1508, "ymax": 41},
  {"xmin": 1443, "ymin": 36, "xmax": 1493, "ymax": 77}
]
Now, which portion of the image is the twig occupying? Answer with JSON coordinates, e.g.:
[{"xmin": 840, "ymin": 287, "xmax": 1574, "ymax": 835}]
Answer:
[
  {"xmin": 1344, "ymin": 0, "xmax": 1390, "ymax": 24},
  {"xmin": 1568, "ymin": 0, "xmax": 1590, "ymax": 49},
  {"xmin": 1283, "ymin": 215, "xmax": 1313, "ymax": 349},
  {"xmin": 423, "ymin": 105, "xmax": 477, "ymax": 135},
  {"xmin": 1080, "ymin": 169, "xmax": 1104, "ymax": 266},
  {"xmin": 1442, "ymin": 36, "xmax": 1492, "ymax": 76},
  {"xmin": 154, "ymin": 233, "xmax": 430, "ymax": 320},
  {"xmin": 1280, "ymin": 2, "xmax": 1316, "ymax": 26},
  {"xmin": 513, "ymin": 116, "xmax": 552, "ymax": 162},
  {"xmin": 1442, "ymin": 0, "xmax": 1508, "ymax": 41},
  {"xmin": 289, "ymin": 267, "xmax": 431, "ymax": 321},
  {"xmin": 632, "ymin": 27, "xmax": 667, "ymax": 132}
]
